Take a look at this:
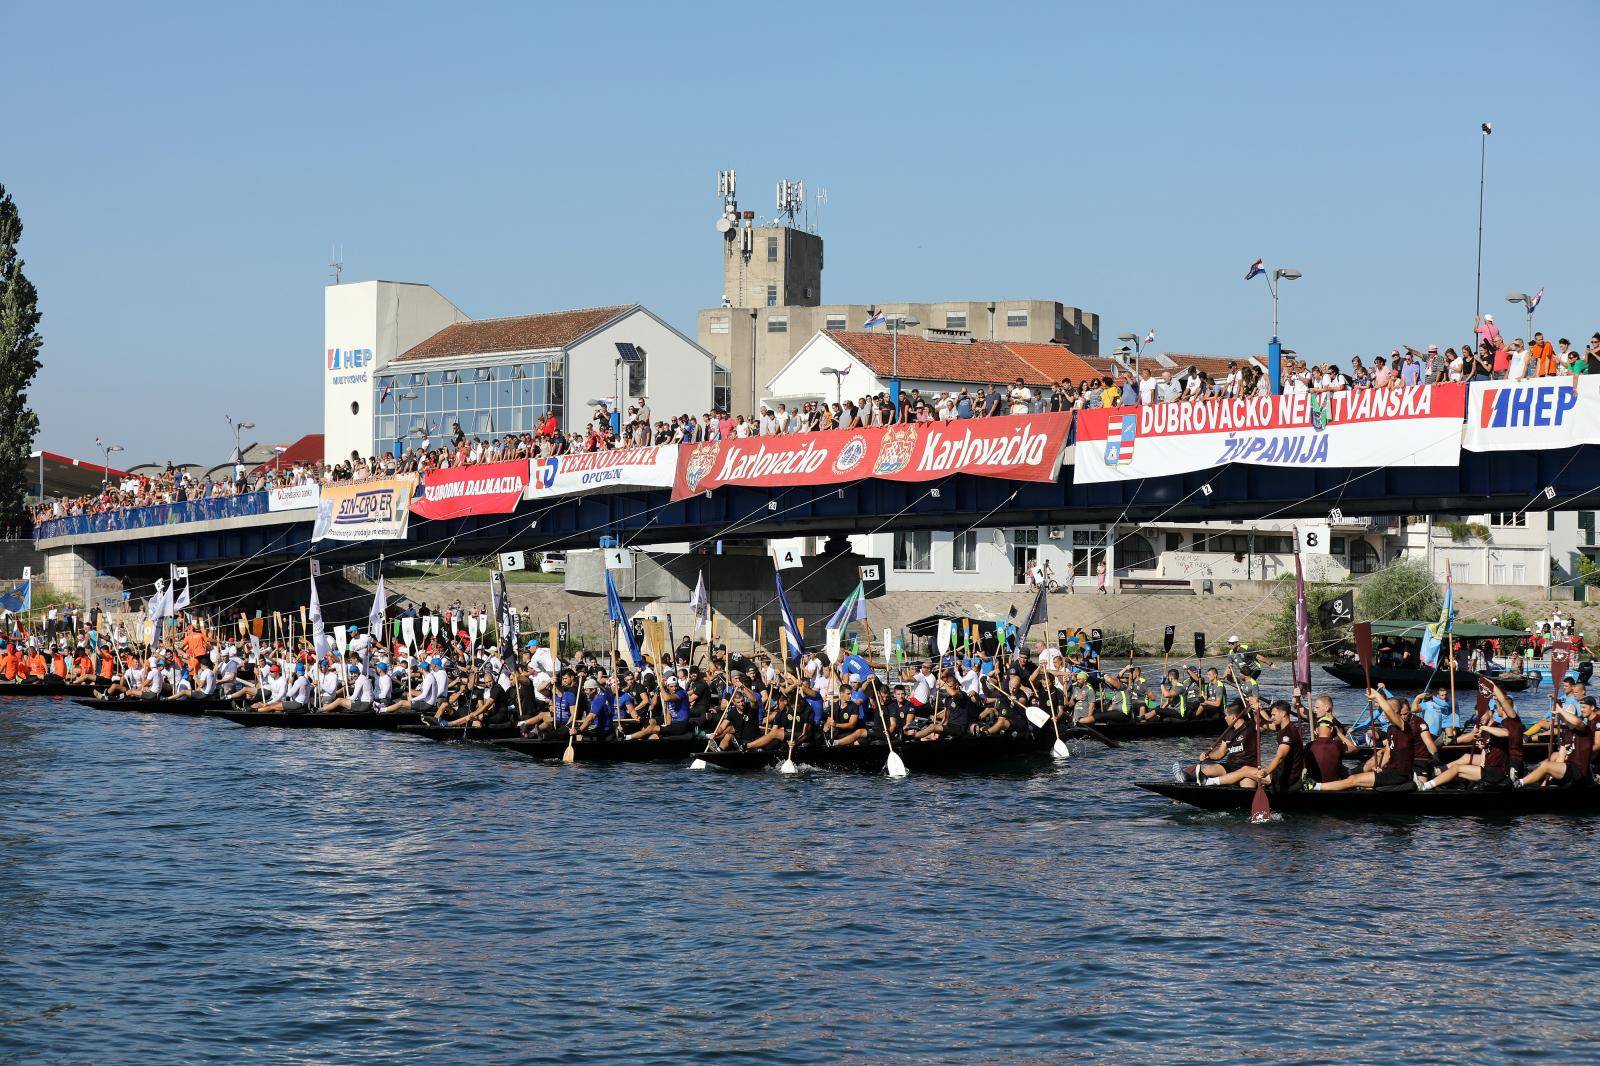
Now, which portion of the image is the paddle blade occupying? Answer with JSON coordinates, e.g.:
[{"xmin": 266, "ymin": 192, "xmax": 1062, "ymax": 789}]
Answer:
[
  {"xmin": 562, "ymin": 738, "xmax": 575, "ymax": 765},
  {"xmin": 1552, "ymin": 642, "xmax": 1572, "ymax": 688},
  {"xmin": 886, "ymin": 751, "xmax": 909, "ymax": 779},
  {"xmin": 1475, "ymin": 677, "xmax": 1494, "ymax": 715},
  {"xmin": 778, "ymin": 758, "xmax": 799, "ymax": 775},
  {"xmin": 1354, "ymin": 622, "xmax": 1374, "ymax": 670},
  {"xmin": 689, "ymin": 758, "xmax": 708, "ymax": 771},
  {"xmin": 1163, "ymin": 625, "xmax": 1175, "ymax": 654},
  {"xmin": 1024, "ymin": 705, "xmax": 1050, "ymax": 729},
  {"xmin": 1194, "ymin": 632, "xmax": 1206, "ymax": 659},
  {"xmin": 1052, "ymin": 738, "xmax": 1070, "ymax": 760},
  {"xmin": 1250, "ymin": 785, "xmax": 1272, "ymax": 823}
]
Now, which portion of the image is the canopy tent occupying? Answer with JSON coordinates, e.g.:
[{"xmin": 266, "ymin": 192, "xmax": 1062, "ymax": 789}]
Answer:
[{"xmin": 1369, "ymin": 620, "xmax": 1523, "ymax": 640}]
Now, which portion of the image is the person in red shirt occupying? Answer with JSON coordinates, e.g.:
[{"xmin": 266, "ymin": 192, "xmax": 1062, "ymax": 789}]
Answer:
[
  {"xmin": 1519, "ymin": 696, "xmax": 1598, "ymax": 787},
  {"xmin": 1316, "ymin": 689, "xmax": 1437, "ymax": 791}
]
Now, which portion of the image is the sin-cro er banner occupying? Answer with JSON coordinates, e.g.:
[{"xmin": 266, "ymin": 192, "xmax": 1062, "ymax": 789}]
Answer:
[
  {"xmin": 1073, "ymin": 384, "xmax": 1467, "ymax": 484},
  {"xmin": 671, "ymin": 413, "xmax": 1072, "ymax": 500},
  {"xmin": 412, "ymin": 460, "xmax": 529, "ymax": 520},
  {"xmin": 1463, "ymin": 377, "xmax": 1600, "ymax": 452},
  {"xmin": 526, "ymin": 446, "xmax": 678, "ymax": 498},
  {"xmin": 311, "ymin": 475, "xmax": 418, "ymax": 542},
  {"xmin": 267, "ymin": 483, "xmax": 320, "ymax": 511}
]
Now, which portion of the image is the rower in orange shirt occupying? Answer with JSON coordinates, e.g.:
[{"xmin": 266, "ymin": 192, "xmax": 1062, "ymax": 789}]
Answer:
[{"xmin": 25, "ymin": 647, "xmax": 48, "ymax": 681}]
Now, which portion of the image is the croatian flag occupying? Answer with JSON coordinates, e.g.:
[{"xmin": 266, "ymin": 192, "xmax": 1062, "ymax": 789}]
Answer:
[
  {"xmin": 1525, "ymin": 287, "xmax": 1544, "ymax": 313},
  {"xmin": 1143, "ymin": 329, "xmax": 1156, "ymax": 346},
  {"xmin": 1104, "ymin": 414, "xmax": 1137, "ymax": 465},
  {"xmin": 1244, "ymin": 258, "xmax": 1266, "ymax": 281},
  {"xmin": 863, "ymin": 306, "xmax": 886, "ymax": 329}
]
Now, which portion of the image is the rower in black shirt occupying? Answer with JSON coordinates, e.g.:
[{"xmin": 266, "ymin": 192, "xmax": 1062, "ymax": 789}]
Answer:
[
  {"xmin": 1175, "ymin": 700, "xmax": 1258, "ymax": 785},
  {"xmin": 1318, "ymin": 688, "xmax": 1436, "ymax": 791},
  {"xmin": 914, "ymin": 675, "xmax": 977, "ymax": 741},
  {"xmin": 1241, "ymin": 700, "xmax": 1306, "ymax": 793}
]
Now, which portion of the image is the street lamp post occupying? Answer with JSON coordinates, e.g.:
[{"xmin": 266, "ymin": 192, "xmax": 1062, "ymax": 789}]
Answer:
[
  {"xmin": 887, "ymin": 316, "xmax": 920, "ymax": 416},
  {"xmin": 99, "ymin": 442, "xmax": 123, "ymax": 488},
  {"xmin": 227, "ymin": 416, "xmax": 255, "ymax": 481},
  {"xmin": 1476, "ymin": 122, "xmax": 1492, "ymax": 324},
  {"xmin": 1265, "ymin": 268, "xmax": 1302, "ymax": 393},
  {"xmin": 1506, "ymin": 292, "xmax": 1535, "ymax": 345},
  {"xmin": 1116, "ymin": 333, "xmax": 1142, "ymax": 377},
  {"xmin": 820, "ymin": 366, "xmax": 851, "ymax": 405}
]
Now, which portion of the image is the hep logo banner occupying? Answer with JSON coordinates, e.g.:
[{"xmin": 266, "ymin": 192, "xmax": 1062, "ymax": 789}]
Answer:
[
  {"xmin": 327, "ymin": 347, "xmax": 373, "ymax": 370},
  {"xmin": 1479, "ymin": 383, "xmax": 1576, "ymax": 429}
]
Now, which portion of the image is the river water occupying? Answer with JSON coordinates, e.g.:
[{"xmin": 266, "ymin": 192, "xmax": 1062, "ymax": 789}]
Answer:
[{"xmin": 4, "ymin": 670, "xmax": 1599, "ymax": 1064}]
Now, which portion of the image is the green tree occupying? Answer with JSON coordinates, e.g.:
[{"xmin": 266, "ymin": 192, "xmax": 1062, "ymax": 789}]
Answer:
[
  {"xmin": 1270, "ymin": 574, "xmax": 1350, "ymax": 659},
  {"xmin": 1355, "ymin": 558, "xmax": 1441, "ymax": 623},
  {"xmin": 0, "ymin": 184, "xmax": 42, "ymax": 527}
]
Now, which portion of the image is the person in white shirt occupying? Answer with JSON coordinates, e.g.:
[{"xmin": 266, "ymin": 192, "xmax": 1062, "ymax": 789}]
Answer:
[
  {"xmin": 141, "ymin": 659, "xmax": 166, "ymax": 701},
  {"xmin": 909, "ymin": 663, "xmax": 937, "ymax": 707},
  {"xmin": 252, "ymin": 663, "xmax": 290, "ymax": 712},
  {"xmin": 1507, "ymin": 342, "xmax": 1530, "ymax": 381},
  {"xmin": 1007, "ymin": 378, "xmax": 1034, "ymax": 416},
  {"xmin": 372, "ymin": 664, "xmax": 394, "ymax": 708},
  {"xmin": 1156, "ymin": 372, "xmax": 1181, "ymax": 403},
  {"xmin": 283, "ymin": 666, "xmax": 311, "ymax": 712},
  {"xmin": 1137, "ymin": 369, "xmax": 1157, "ymax": 406}
]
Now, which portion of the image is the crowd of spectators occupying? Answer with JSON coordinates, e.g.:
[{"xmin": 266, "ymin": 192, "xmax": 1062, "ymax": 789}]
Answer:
[{"xmin": 35, "ymin": 324, "xmax": 1600, "ymax": 528}]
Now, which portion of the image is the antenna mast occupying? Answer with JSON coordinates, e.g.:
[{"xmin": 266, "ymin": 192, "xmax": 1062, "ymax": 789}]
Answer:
[{"xmin": 328, "ymin": 243, "xmax": 343, "ymax": 285}]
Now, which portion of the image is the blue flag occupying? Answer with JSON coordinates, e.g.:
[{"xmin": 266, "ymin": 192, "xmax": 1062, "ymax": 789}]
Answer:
[
  {"xmin": 0, "ymin": 578, "xmax": 31, "ymax": 614},
  {"xmin": 825, "ymin": 581, "xmax": 868, "ymax": 632},
  {"xmin": 605, "ymin": 568, "xmax": 645, "ymax": 670},
  {"xmin": 1419, "ymin": 577, "xmax": 1454, "ymax": 669},
  {"xmin": 775, "ymin": 569, "xmax": 804, "ymax": 663}
]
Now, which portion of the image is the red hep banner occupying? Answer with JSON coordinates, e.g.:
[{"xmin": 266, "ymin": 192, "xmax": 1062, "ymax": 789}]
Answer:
[
  {"xmin": 412, "ymin": 460, "xmax": 529, "ymax": 520},
  {"xmin": 671, "ymin": 413, "xmax": 1072, "ymax": 500},
  {"xmin": 1074, "ymin": 384, "xmax": 1467, "ymax": 484}
]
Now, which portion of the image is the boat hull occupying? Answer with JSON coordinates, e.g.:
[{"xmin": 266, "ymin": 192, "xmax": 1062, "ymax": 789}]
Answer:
[
  {"xmin": 1321, "ymin": 663, "xmax": 1531, "ymax": 692},
  {"xmin": 1136, "ymin": 779, "xmax": 1600, "ymax": 816}
]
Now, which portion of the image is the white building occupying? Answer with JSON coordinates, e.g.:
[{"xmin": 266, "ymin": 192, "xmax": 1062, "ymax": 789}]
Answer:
[{"xmin": 325, "ymin": 281, "xmax": 724, "ymax": 463}]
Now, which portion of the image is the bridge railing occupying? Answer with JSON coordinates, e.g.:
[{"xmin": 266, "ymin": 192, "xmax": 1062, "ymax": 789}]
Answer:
[{"xmin": 35, "ymin": 490, "xmax": 274, "ymax": 540}]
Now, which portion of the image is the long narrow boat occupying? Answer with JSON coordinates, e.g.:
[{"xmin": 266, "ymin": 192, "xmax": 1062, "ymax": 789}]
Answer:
[
  {"xmin": 1321, "ymin": 663, "xmax": 1532, "ymax": 693},
  {"xmin": 75, "ymin": 697, "xmax": 238, "ymax": 717},
  {"xmin": 0, "ymin": 682, "xmax": 103, "ymax": 699},
  {"xmin": 217, "ymin": 710, "xmax": 418, "ymax": 730},
  {"xmin": 1136, "ymin": 779, "xmax": 1600, "ymax": 816},
  {"xmin": 397, "ymin": 723, "xmax": 521, "ymax": 742},
  {"xmin": 1075, "ymin": 716, "xmax": 1222, "ymax": 741},
  {"xmin": 702, "ymin": 732, "xmax": 1041, "ymax": 772},
  {"xmin": 494, "ymin": 734, "xmax": 707, "ymax": 763}
]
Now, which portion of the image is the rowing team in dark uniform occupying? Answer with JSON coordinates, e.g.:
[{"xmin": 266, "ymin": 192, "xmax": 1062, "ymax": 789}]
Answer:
[{"xmin": 1173, "ymin": 676, "xmax": 1600, "ymax": 793}]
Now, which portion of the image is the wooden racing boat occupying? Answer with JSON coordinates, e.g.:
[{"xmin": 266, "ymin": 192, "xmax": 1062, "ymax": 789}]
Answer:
[
  {"xmin": 217, "ymin": 710, "xmax": 419, "ymax": 730},
  {"xmin": 398, "ymin": 723, "xmax": 521, "ymax": 742},
  {"xmin": 494, "ymin": 734, "xmax": 707, "ymax": 763},
  {"xmin": 1321, "ymin": 663, "xmax": 1532, "ymax": 693},
  {"xmin": 1073, "ymin": 716, "xmax": 1223, "ymax": 741},
  {"xmin": 701, "ymin": 732, "xmax": 1041, "ymax": 772},
  {"xmin": 74, "ymin": 697, "xmax": 238, "ymax": 716},
  {"xmin": 0, "ymin": 682, "xmax": 103, "ymax": 698},
  {"xmin": 1136, "ymin": 779, "xmax": 1600, "ymax": 816}
]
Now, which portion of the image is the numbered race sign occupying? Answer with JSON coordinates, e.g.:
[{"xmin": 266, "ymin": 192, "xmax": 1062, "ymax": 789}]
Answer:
[
  {"xmin": 499, "ymin": 551, "xmax": 527, "ymax": 572},
  {"xmin": 1295, "ymin": 523, "xmax": 1332, "ymax": 555},
  {"xmin": 604, "ymin": 548, "xmax": 634, "ymax": 570}
]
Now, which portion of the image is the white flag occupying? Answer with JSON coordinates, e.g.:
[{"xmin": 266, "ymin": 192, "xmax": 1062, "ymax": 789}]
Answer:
[
  {"xmin": 334, "ymin": 623, "xmax": 349, "ymax": 657},
  {"xmin": 401, "ymin": 616, "xmax": 417, "ymax": 650},
  {"xmin": 368, "ymin": 575, "xmax": 387, "ymax": 639},
  {"xmin": 309, "ymin": 569, "xmax": 331, "ymax": 659}
]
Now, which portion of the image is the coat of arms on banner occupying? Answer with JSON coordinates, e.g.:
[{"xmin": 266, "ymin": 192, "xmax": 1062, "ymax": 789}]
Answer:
[
  {"xmin": 873, "ymin": 425, "xmax": 918, "ymax": 476},
  {"xmin": 683, "ymin": 441, "xmax": 721, "ymax": 493}
]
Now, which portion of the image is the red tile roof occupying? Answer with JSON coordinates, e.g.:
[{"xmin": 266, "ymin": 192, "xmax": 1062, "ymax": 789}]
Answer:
[
  {"xmin": 396, "ymin": 305, "xmax": 634, "ymax": 363},
  {"xmin": 251, "ymin": 434, "xmax": 325, "ymax": 473},
  {"xmin": 825, "ymin": 332, "xmax": 1058, "ymax": 387},
  {"xmin": 1000, "ymin": 341, "xmax": 1102, "ymax": 384}
]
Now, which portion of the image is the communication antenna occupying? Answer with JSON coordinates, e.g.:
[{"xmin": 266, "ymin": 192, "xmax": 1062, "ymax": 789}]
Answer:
[
  {"xmin": 812, "ymin": 187, "xmax": 828, "ymax": 233},
  {"xmin": 776, "ymin": 179, "xmax": 804, "ymax": 227},
  {"xmin": 715, "ymin": 170, "xmax": 739, "ymax": 239},
  {"xmin": 328, "ymin": 243, "xmax": 343, "ymax": 285}
]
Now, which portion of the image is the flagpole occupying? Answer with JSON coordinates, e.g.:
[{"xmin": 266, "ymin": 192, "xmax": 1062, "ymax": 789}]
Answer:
[{"xmin": 1475, "ymin": 122, "xmax": 1491, "ymax": 326}]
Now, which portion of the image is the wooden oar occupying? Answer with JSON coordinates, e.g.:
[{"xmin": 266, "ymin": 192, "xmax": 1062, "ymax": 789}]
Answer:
[
  {"xmin": 862, "ymin": 675, "xmax": 907, "ymax": 778},
  {"xmin": 778, "ymin": 673, "xmax": 803, "ymax": 775},
  {"xmin": 562, "ymin": 683, "xmax": 585, "ymax": 765}
]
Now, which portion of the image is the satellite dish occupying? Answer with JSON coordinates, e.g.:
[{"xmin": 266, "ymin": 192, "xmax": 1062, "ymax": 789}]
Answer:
[{"xmin": 715, "ymin": 217, "xmax": 732, "ymax": 233}]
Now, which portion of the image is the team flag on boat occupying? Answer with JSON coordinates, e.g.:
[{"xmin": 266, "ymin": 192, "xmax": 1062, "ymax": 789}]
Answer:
[
  {"xmin": 171, "ymin": 565, "xmax": 190, "ymax": 611},
  {"xmin": 368, "ymin": 575, "xmax": 387, "ymax": 638},
  {"xmin": 605, "ymin": 567, "xmax": 644, "ymax": 670},
  {"xmin": 775, "ymin": 568, "xmax": 805, "ymax": 663},
  {"xmin": 825, "ymin": 581, "xmax": 869, "ymax": 632},
  {"xmin": 1293, "ymin": 553, "xmax": 1311, "ymax": 696},
  {"xmin": 1419, "ymin": 575, "xmax": 1455, "ymax": 669},
  {"xmin": 0, "ymin": 577, "xmax": 30, "ymax": 614},
  {"xmin": 1016, "ymin": 585, "xmax": 1049, "ymax": 642},
  {"xmin": 1244, "ymin": 258, "xmax": 1266, "ymax": 281},
  {"xmin": 689, "ymin": 569, "xmax": 711, "ymax": 639},
  {"xmin": 309, "ymin": 566, "xmax": 330, "ymax": 659}
]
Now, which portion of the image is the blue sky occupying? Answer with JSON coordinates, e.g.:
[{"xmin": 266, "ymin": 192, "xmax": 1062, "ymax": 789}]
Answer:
[{"xmin": 9, "ymin": 0, "xmax": 1598, "ymax": 463}]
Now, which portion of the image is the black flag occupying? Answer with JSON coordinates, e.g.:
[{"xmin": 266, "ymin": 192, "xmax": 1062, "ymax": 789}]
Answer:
[
  {"xmin": 1163, "ymin": 625, "xmax": 1175, "ymax": 654},
  {"xmin": 1090, "ymin": 628, "xmax": 1103, "ymax": 655},
  {"xmin": 1319, "ymin": 590, "xmax": 1354, "ymax": 629},
  {"xmin": 1194, "ymin": 632, "xmax": 1206, "ymax": 659}
]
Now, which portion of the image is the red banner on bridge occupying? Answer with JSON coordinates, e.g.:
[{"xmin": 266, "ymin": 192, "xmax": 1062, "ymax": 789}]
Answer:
[
  {"xmin": 412, "ymin": 460, "xmax": 529, "ymax": 520},
  {"xmin": 671, "ymin": 413, "xmax": 1071, "ymax": 500}
]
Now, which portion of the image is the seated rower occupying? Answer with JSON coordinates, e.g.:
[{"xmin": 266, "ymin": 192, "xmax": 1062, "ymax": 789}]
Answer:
[
  {"xmin": 1305, "ymin": 706, "xmax": 1359, "ymax": 785},
  {"xmin": 573, "ymin": 677, "xmax": 617, "ymax": 737},
  {"xmin": 250, "ymin": 663, "xmax": 291, "ymax": 712},
  {"xmin": 914, "ymin": 674, "xmax": 980, "ymax": 741},
  {"xmin": 1316, "ymin": 688, "xmax": 1436, "ymax": 792},
  {"xmin": 709, "ymin": 684, "xmax": 756, "ymax": 751},
  {"xmin": 743, "ymin": 676, "xmax": 799, "ymax": 751},
  {"xmin": 1239, "ymin": 700, "xmax": 1306, "ymax": 793},
  {"xmin": 1519, "ymin": 695, "xmax": 1598, "ymax": 788},
  {"xmin": 826, "ymin": 680, "xmax": 870, "ymax": 746},
  {"xmin": 1078, "ymin": 668, "xmax": 1137, "ymax": 727},
  {"xmin": 1174, "ymin": 700, "xmax": 1258, "ymax": 786},
  {"xmin": 1421, "ymin": 678, "xmax": 1522, "ymax": 790}
]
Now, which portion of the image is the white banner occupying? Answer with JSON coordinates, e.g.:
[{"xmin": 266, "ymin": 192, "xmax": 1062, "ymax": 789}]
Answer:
[
  {"xmin": 1463, "ymin": 377, "xmax": 1600, "ymax": 452},
  {"xmin": 268, "ymin": 483, "xmax": 321, "ymax": 511},
  {"xmin": 526, "ymin": 446, "xmax": 677, "ymax": 499},
  {"xmin": 1073, "ymin": 385, "xmax": 1468, "ymax": 484},
  {"xmin": 311, "ymin": 477, "xmax": 417, "ymax": 543}
]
